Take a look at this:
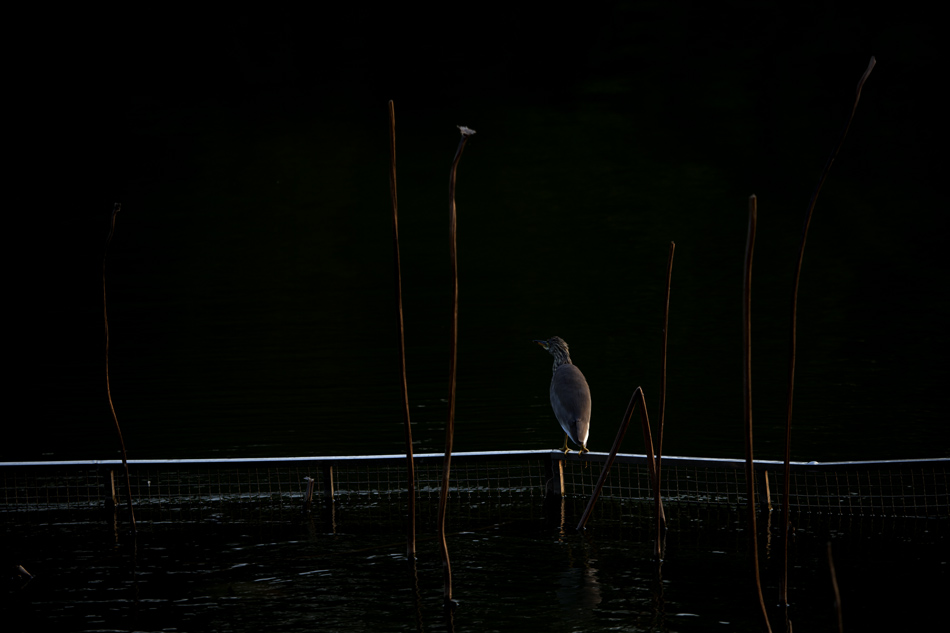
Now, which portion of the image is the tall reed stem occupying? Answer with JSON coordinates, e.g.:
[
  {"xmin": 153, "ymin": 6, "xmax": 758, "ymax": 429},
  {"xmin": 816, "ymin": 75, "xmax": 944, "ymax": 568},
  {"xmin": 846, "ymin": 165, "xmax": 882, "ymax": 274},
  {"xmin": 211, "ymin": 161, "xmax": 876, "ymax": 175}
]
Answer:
[
  {"xmin": 438, "ymin": 126, "xmax": 474, "ymax": 605},
  {"xmin": 655, "ymin": 241, "xmax": 675, "ymax": 533},
  {"xmin": 103, "ymin": 203, "xmax": 136, "ymax": 534},
  {"xmin": 388, "ymin": 101, "xmax": 416, "ymax": 559},
  {"xmin": 743, "ymin": 195, "xmax": 772, "ymax": 632}
]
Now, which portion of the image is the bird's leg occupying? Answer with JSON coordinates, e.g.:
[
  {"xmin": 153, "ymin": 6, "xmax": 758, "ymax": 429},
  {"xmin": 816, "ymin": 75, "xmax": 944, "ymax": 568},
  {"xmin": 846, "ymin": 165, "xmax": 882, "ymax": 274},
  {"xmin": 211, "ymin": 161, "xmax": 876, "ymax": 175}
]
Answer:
[
  {"xmin": 561, "ymin": 434, "xmax": 571, "ymax": 455},
  {"xmin": 578, "ymin": 444, "xmax": 589, "ymax": 455}
]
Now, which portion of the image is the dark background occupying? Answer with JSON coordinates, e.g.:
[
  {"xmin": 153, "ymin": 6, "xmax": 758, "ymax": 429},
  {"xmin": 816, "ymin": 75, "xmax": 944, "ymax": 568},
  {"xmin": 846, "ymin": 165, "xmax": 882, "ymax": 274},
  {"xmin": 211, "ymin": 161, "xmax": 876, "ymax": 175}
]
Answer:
[{"xmin": 10, "ymin": 3, "xmax": 946, "ymax": 462}]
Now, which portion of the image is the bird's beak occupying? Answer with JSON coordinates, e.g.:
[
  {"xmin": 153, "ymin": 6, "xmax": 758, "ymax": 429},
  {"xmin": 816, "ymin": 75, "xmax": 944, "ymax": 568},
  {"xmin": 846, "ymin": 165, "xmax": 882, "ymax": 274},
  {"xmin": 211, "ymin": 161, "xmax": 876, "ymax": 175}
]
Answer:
[{"xmin": 533, "ymin": 339, "xmax": 548, "ymax": 349}]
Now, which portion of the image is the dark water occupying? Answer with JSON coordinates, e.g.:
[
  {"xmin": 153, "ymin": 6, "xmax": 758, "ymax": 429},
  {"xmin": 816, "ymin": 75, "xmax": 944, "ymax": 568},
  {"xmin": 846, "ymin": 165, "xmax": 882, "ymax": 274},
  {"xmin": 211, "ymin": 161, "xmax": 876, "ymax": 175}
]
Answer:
[
  {"xmin": 5, "ymin": 501, "xmax": 947, "ymax": 632},
  {"xmin": 16, "ymin": 7, "xmax": 946, "ymax": 465},
  {"xmin": 18, "ymin": 72, "xmax": 947, "ymax": 464}
]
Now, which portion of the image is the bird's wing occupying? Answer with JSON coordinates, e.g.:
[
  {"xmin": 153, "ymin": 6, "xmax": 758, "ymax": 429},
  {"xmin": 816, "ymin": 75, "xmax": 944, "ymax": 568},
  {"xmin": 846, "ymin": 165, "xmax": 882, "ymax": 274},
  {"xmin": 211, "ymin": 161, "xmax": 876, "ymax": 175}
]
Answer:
[{"xmin": 550, "ymin": 364, "xmax": 592, "ymax": 440}]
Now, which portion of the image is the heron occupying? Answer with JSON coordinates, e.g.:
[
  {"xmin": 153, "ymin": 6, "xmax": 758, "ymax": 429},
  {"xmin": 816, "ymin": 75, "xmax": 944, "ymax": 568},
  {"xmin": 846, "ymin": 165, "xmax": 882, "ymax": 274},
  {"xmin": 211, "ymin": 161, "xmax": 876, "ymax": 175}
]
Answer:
[{"xmin": 534, "ymin": 336, "xmax": 591, "ymax": 454}]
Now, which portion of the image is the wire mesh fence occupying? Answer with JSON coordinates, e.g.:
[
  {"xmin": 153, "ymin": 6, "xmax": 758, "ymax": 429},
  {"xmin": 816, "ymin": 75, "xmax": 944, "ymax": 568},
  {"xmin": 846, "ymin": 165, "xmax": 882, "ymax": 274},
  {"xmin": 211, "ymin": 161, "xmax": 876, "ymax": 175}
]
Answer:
[
  {"xmin": 564, "ymin": 455, "xmax": 950, "ymax": 519},
  {"xmin": 1, "ymin": 452, "xmax": 947, "ymax": 523}
]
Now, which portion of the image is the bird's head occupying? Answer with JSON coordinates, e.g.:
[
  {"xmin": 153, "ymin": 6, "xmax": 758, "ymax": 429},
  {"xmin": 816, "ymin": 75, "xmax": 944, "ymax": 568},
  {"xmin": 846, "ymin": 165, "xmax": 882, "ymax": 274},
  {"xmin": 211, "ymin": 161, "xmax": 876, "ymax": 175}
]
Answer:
[{"xmin": 534, "ymin": 336, "xmax": 571, "ymax": 365}]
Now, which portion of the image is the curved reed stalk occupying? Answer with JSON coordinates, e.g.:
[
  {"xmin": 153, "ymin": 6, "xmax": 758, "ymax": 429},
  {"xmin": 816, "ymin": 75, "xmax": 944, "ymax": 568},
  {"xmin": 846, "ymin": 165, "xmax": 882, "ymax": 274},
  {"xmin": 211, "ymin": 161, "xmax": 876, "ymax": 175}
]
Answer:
[{"xmin": 781, "ymin": 56, "xmax": 876, "ymax": 605}]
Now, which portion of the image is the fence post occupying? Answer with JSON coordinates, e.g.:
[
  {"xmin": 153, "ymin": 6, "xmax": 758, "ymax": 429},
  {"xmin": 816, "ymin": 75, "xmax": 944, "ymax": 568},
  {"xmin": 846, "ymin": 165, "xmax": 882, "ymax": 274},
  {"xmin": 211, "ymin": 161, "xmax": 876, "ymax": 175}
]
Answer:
[
  {"xmin": 544, "ymin": 454, "xmax": 565, "ymax": 500},
  {"xmin": 302, "ymin": 477, "xmax": 316, "ymax": 513},
  {"xmin": 322, "ymin": 465, "xmax": 335, "ymax": 503},
  {"xmin": 105, "ymin": 469, "xmax": 117, "ymax": 513}
]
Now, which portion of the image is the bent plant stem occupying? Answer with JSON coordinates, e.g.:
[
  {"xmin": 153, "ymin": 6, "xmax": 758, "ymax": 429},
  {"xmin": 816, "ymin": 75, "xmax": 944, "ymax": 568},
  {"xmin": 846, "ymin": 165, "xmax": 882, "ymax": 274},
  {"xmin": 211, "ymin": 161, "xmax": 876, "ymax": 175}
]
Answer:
[
  {"xmin": 438, "ymin": 125, "xmax": 474, "ymax": 605},
  {"xmin": 103, "ymin": 202, "xmax": 136, "ymax": 535},
  {"xmin": 782, "ymin": 56, "xmax": 876, "ymax": 605},
  {"xmin": 744, "ymin": 195, "xmax": 772, "ymax": 632},
  {"xmin": 389, "ymin": 100, "xmax": 416, "ymax": 559},
  {"xmin": 577, "ymin": 391, "xmax": 636, "ymax": 532},
  {"xmin": 638, "ymin": 388, "xmax": 663, "ymax": 559},
  {"xmin": 577, "ymin": 386, "xmax": 663, "ymax": 559}
]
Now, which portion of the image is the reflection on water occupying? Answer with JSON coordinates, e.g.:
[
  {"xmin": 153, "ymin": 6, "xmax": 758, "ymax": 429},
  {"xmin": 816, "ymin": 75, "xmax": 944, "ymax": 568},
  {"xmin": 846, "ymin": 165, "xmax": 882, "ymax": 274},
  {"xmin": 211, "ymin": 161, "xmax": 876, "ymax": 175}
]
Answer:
[
  {"xmin": 556, "ymin": 563, "xmax": 603, "ymax": 614},
  {"xmin": 4, "ymin": 500, "xmax": 946, "ymax": 632},
  {"xmin": 548, "ymin": 496, "xmax": 604, "ymax": 617}
]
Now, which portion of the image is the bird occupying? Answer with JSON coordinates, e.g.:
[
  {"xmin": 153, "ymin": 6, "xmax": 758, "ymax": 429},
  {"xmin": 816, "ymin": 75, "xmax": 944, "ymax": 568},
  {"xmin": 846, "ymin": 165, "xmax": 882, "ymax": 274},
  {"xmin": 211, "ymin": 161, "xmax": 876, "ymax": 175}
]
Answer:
[{"xmin": 534, "ymin": 336, "xmax": 591, "ymax": 454}]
